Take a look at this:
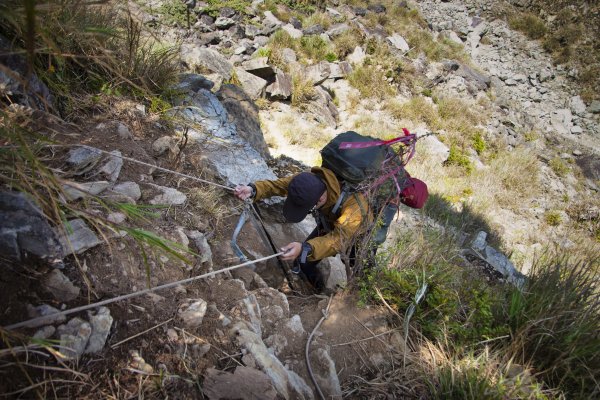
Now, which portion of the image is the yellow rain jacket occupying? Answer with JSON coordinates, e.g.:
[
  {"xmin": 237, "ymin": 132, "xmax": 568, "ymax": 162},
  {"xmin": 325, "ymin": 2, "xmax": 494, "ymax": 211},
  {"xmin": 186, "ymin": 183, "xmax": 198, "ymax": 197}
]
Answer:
[{"xmin": 253, "ymin": 167, "xmax": 372, "ymax": 261}]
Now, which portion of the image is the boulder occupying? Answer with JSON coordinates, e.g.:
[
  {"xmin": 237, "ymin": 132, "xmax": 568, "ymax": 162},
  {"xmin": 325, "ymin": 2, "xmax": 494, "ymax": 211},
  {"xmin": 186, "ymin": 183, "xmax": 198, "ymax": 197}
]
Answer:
[
  {"xmin": 587, "ymin": 100, "xmax": 600, "ymax": 114},
  {"xmin": 305, "ymin": 86, "xmax": 339, "ymax": 128},
  {"xmin": 175, "ymin": 73, "xmax": 215, "ymax": 92},
  {"xmin": 347, "ymin": 46, "xmax": 366, "ymax": 66},
  {"xmin": 326, "ymin": 23, "xmax": 350, "ymax": 38},
  {"xmin": 149, "ymin": 185, "xmax": 187, "ymax": 205},
  {"xmin": 266, "ymin": 71, "xmax": 293, "ymax": 100},
  {"xmin": 305, "ymin": 62, "xmax": 331, "ymax": 85},
  {"xmin": 456, "ymin": 63, "xmax": 490, "ymax": 90},
  {"xmin": 368, "ymin": 4, "xmax": 386, "ymax": 13},
  {"xmin": 25, "ymin": 304, "xmax": 66, "ymax": 328},
  {"xmin": 242, "ymin": 57, "xmax": 276, "ymax": 81},
  {"xmin": 181, "ymin": 46, "xmax": 233, "ymax": 80},
  {"xmin": 234, "ymin": 68, "xmax": 268, "ymax": 99},
  {"xmin": 329, "ymin": 61, "xmax": 352, "ymax": 79},
  {"xmin": 217, "ymin": 84, "xmax": 270, "ymax": 158},
  {"xmin": 215, "ymin": 16, "xmax": 235, "ymax": 29},
  {"xmin": 282, "ymin": 23, "xmax": 303, "ymax": 39},
  {"xmin": 0, "ymin": 191, "xmax": 63, "ymax": 263},
  {"xmin": 387, "ymin": 34, "xmax": 410, "ymax": 52},
  {"xmin": 281, "ymin": 48, "xmax": 297, "ymax": 64},
  {"xmin": 303, "ymin": 24, "xmax": 324, "ymax": 35},
  {"xmin": 312, "ymin": 348, "xmax": 342, "ymax": 399}
]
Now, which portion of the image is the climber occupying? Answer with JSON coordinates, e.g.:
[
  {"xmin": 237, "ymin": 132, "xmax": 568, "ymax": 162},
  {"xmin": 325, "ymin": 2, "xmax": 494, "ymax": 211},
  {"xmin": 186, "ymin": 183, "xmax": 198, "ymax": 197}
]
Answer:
[{"xmin": 234, "ymin": 166, "xmax": 428, "ymax": 291}]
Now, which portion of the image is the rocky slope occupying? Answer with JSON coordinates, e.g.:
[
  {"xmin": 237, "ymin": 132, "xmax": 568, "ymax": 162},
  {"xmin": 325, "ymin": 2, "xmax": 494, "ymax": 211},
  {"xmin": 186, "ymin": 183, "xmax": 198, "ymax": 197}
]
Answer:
[{"xmin": 1, "ymin": 0, "xmax": 599, "ymax": 398}]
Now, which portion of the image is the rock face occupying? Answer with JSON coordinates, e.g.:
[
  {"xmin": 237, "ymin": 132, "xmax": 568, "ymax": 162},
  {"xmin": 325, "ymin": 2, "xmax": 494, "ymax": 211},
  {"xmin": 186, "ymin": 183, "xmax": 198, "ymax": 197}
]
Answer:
[
  {"xmin": 0, "ymin": 191, "xmax": 63, "ymax": 263},
  {"xmin": 217, "ymin": 84, "xmax": 270, "ymax": 159}
]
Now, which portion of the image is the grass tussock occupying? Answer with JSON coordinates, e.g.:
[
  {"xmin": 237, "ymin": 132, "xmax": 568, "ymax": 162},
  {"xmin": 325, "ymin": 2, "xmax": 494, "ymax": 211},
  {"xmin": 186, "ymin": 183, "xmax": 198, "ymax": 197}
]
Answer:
[
  {"xmin": 348, "ymin": 65, "xmax": 396, "ymax": 100},
  {"xmin": 0, "ymin": 0, "xmax": 179, "ymax": 114},
  {"xmin": 291, "ymin": 72, "xmax": 316, "ymax": 107},
  {"xmin": 333, "ymin": 27, "xmax": 364, "ymax": 58}
]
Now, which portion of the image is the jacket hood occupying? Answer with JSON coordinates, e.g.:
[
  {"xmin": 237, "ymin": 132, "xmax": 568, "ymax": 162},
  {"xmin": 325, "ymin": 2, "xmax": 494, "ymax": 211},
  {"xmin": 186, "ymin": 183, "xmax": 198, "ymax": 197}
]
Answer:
[{"xmin": 311, "ymin": 166, "xmax": 340, "ymax": 211}]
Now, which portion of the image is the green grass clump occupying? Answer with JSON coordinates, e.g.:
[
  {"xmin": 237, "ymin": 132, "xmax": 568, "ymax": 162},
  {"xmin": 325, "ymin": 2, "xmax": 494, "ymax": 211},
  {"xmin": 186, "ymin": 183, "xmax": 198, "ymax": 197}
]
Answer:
[
  {"xmin": 300, "ymin": 35, "xmax": 334, "ymax": 61},
  {"xmin": 445, "ymin": 144, "xmax": 474, "ymax": 174},
  {"xmin": 544, "ymin": 210, "xmax": 562, "ymax": 226},
  {"xmin": 0, "ymin": 0, "xmax": 179, "ymax": 113},
  {"xmin": 471, "ymin": 132, "xmax": 486, "ymax": 155},
  {"xmin": 204, "ymin": 0, "xmax": 250, "ymax": 17},
  {"xmin": 509, "ymin": 13, "xmax": 548, "ymax": 40},
  {"xmin": 291, "ymin": 73, "xmax": 316, "ymax": 107},
  {"xmin": 549, "ymin": 157, "xmax": 569, "ymax": 177},
  {"xmin": 157, "ymin": 0, "xmax": 188, "ymax": 26},
  {"xmin": 348, "ymin": 65, "xmax": 396, "ymax": 100},
  {"xmin": 333, "ymin": 28, "xmax": 364, "ymax": 58}
]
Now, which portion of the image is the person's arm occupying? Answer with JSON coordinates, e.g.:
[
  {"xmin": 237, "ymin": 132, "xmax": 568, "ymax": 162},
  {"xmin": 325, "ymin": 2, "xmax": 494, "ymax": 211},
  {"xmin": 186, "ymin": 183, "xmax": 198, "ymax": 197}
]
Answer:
[
  {"xmin": 253, "ymin": 174, "xmax": 295, "ymax": 201},
  {"xmin": 307, "ymin": 194, "xmax": 371, "ymax": 261}
]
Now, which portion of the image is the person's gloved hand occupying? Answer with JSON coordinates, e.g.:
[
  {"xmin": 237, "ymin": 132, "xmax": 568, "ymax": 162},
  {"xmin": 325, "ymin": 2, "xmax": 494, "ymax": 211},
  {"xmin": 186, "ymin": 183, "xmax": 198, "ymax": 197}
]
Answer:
[
  {"xmin": 280, "ymin": 242, "xmax": 301, "ymax": 261},
  {"xmin": 234, "ymin": 185, "xmax": 253, "ymax": 201}
]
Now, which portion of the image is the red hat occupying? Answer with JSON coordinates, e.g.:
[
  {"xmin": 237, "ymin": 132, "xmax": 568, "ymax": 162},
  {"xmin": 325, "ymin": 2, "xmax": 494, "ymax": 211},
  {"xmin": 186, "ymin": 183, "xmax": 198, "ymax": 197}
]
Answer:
[{"xmin": 400, "ymin": 178, "xmax": 428, "ymax": 209}]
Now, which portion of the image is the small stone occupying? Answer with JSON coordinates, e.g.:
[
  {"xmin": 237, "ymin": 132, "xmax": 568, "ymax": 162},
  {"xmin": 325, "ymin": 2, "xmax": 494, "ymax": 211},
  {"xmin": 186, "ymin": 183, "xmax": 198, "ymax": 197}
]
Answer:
[
  {"xmin": 117, "ymin": 123, "xmax": 132, "ymax": 140},
  {"xmin": 167, "ymin": 328, "xmax": 178, "ymax": 341},
  {"xmin": 113, "ymin": 182, "xmax": 141, "ymax": 201},
  {"xmin": 99, "ymin": 150, "xmax": 123, "ymax": 182},
  {"xmin": 149, "ymin": 186, "xmax": 187, "ymax": 206},
  {"xmin": 33, "ymin": 325, "xmax": 56, "ymax": 340},
  {"xmin": 572, "ymin": 150, "xmax": 583, "ymax": 156},
  {"xmin": 178, "ymin": 299, "xmax": 208, "ymax": 328},
  {"xmin": 59, "ymin": 218, "xmax": 102, "ymax": 255},
  {"xmin": 571, "ymin": 125, "xmax": 583, "ymax": 135},
  {"xmin": 85, "ymin": 306, "xmax": 113, "ymax": 353},
  {"xmin": 43, "ymin": 269, "xmax": 80, "ymax": 302},
  {"xmin": 26, "ymin": 304, "xmax": 66, "ymax": 328},
  {"xmin": 63, "ymin": 181, "xmax": 110, "ymax": 201},
  {"xmin": 57, "ymin": 317, "xmax": 92, "ymax": 359}
]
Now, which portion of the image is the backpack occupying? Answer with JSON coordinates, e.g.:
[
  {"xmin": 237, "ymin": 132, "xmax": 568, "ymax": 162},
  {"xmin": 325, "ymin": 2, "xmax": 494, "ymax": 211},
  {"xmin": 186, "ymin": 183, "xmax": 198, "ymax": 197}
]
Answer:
[{"xmin": 320, "ymin": 129, "xmax": 418, "ymax": 215}]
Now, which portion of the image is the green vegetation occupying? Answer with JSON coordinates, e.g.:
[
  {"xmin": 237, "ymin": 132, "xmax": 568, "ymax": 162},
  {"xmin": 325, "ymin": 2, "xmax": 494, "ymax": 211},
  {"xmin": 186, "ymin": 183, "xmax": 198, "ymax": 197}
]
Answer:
[
  {"xmin": 362, "ymin": 227, "xmax": 600, "ymax": 399},
  {"xmin": 348, "ymin": 65, "xmax": 396, "ymax": 100},
  {"xmin": 549, "ymin": 157, "xmax": 569, "ymax": 177},
  {"xmin": 0, "ymin": 0, "xmax": 179, "ymax": 114},
  {"xmin": 509, "ymin": 13, "xmax": 547, "ymax": 40},
  {"xmin": 471, "ymin": 132, "xmax": 486, "ymax": 155},
  {"xmin": 544, "ymin": 210, "xmax": 562, "ymax": 226},
  {"xmin": 445, "ymin": 145, "xmax": 474, "ymax": 174},
  {"xmin": 157, "ymin": 0, "xmax": 189, "ymax": 26},
  {"xmin": 291, "ymin": 72, "xmax": 316, "ymax": 107}
]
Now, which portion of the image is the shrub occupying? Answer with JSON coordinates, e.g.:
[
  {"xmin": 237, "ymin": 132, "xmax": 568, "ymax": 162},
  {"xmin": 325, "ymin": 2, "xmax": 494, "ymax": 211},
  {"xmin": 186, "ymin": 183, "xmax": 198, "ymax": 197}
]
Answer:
[
  {"xmin": 445, "ymin": 145, "xmax": 473, "ymax": 174},
  {"xmin": 508, "ymin": 13, "xmax": 547, "ymax": 40},
  {"xmin": 300, "ymin": 35, "xmax": 333, "ymax": 61},
  {"xmin": 157, "ymin": 0, "xmax": 188, "ymax": 26},
  {"xmin": 471, "ymin": 132, "xmax": 486, "ymax": 155},
  {"xmin": 333, "ymin": 28, "xmax": 364, "ymax": 58}
]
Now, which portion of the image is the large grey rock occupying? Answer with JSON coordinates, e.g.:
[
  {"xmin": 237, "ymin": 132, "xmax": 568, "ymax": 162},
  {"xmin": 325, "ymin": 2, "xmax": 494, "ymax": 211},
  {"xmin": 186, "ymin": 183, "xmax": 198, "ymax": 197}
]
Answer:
[
  {"xmin": 281, "ymin": 48, "xmax": 297, "ymax": 64},
  {"xmin": 303, "ymin": 24, "xmax": 324, "ymax": 35},
  {"xmin": 326, "ymin": 23, "xmax": 350, "ymax": 38},
  {"xmin": 181, "ymin": 46, "xmax": 233, "ymax": 80},
  {"xmin": 318, "ymin": 255, "xmax": 346, "ymax": 290},
  {"xmin": 387, "ymin": 34, "xmax": 410, "ymax": 52},
  {"xmin": 217, "ymin": 84, "xmax": 270, "ymax": 158},
  {"xmin": 62, "ymin": 181, "xmax": 110, "ymax": 201},
  {"xmin": 215, "ymin": 16, "xmax": 235, "ymax": 29},
  {"xmin": 266, "ymin": 71, "xmax": 293, "ymax": 100},
  {"xmin": 59, "ymin": 218, "xmax": 102, "ymax": 256},
  {"xmin": 242, "ymin": 57, "xmax": 276, "ymax": 81},
  {"xmin": 347, "ymin": 46, "xmax": 366, "ymax": 66},
  {"xmin": 305, "ymin": 62, "xmax": 331, "ymax": 85},
  {"xmin": 420, "ymin": 134, "xmax": 450, "ymax": 164},
  {"xmin": 66, "ymin": 146, "xmax": 103, "ymax": 175},
  {"xmin": 550, "ymin": 109, "xmax": 573, "ymax": 135},
  {"xmin": 469, "ymin": 231, "xmax": 525, "ymax": 287},
  {"xmin": 43, "ymin": 269, "xmax": 80, "ymax": 302},
  {"xmin": 456, "ymin": 63, "xmax": 490, "ymax": 90},
  {"xmin": 230, "ymin": 322, "xmax": 314, "ymax": 400},
  {"xmin": 263, "ymin": 11, "xmax": 283, "ymax": 32},
  {"xmin": 57, "ymin": 317, "xmax": 92, "ymax": 360},
  {"xmin": 313, "ymin": 348, "xmax": 342, "ymax": 399},
  {"xmin": 328, "ymin": 61, "xmax": 352, "ymax": 79},
  {"xmin": 0, "ymin": 191, "xmax": 63, "ymax": 263},
  {"xmin": 174, "ymin": 73, "xmax": 215, "ymax": 93},
  {"xmin": 25, "ymin": 304, "xmax": 66, "ymax": 328},
  {"xmin": 306, "ymin": 86, "xmax": 339, "ymax": 128},
  {"xmin": 177, "ymin": 88, "xmax": 277, "ymax": 186},
  {"xmin": 85, "ymin": 307, "xmax": 113, "ymax": 353},
  {"xmin": 152, "ymin": 136, "xmax": 179, "ymax": 156},
  {"xmin": 587, "ymin": 100, "xmax": 600, "ymax": 114},
  {"xmin": 99, "ymin": 150, "xmax": 123, "ymax": 182},
  {"xmin": 178, "ymin": 298, "xmax": 208, "ymax": 328},
  {"xmin": 234, "ymin": 68, "xmax": 268, "ymax": 100},
  {"xmin": 282, "ymin": 23, "xmax": 303, "ymax": 39},
  {"xmin": 149, "ymin": 184, "xmax": 187, "ymax": 205}
]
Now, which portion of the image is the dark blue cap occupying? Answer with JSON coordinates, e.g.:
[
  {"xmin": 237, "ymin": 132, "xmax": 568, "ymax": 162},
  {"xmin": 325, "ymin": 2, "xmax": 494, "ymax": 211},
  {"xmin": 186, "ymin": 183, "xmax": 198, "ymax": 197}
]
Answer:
[{"xmin": 283, "ymin": 172, "xmax": 326, "ymax": 223}]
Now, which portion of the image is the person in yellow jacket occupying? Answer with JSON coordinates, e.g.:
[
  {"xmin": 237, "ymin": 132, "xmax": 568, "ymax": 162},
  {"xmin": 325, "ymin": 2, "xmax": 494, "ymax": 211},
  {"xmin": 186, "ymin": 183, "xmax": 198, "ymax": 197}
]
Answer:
[{"xmin": 234, "ymin": 167, "xmax": 371, "ymax": 290}]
